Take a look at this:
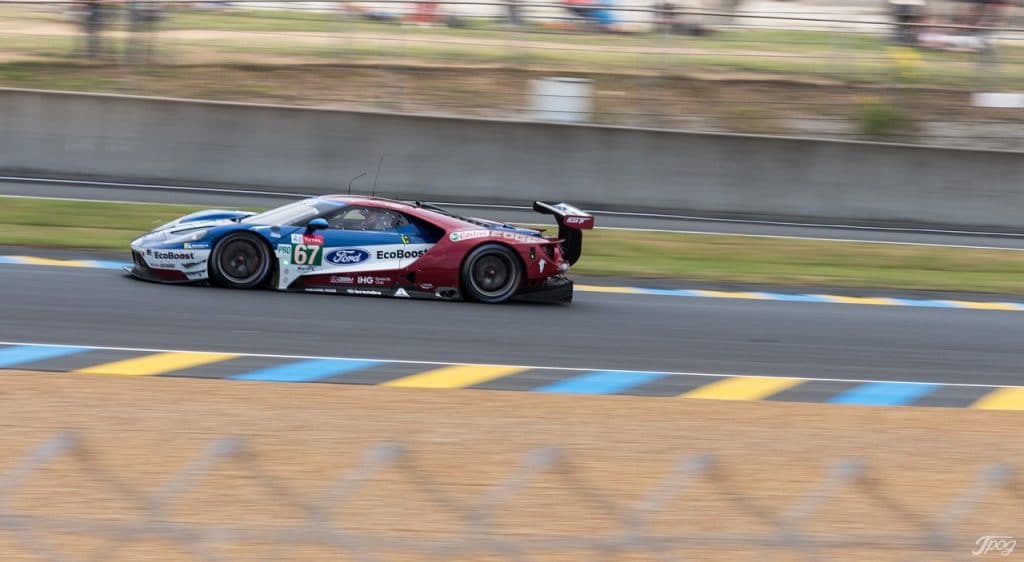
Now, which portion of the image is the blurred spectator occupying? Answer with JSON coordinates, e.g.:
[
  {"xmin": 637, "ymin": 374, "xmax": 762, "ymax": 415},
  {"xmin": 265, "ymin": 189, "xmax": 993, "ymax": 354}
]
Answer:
[
  {"xmin": 346, "ymin": 2, "xmax": 402, "ymax": 22},
  {"xmin": 506, "ymin": 0, "xmax": 523, "ymax": 26},
  {"xmin": 411, "ymin": 1, "xmax": 439, "ymax": 25},
  {"xmin": 918, "ymin": 17, "xmax": 989, "ymax": 50},
  {"xmin": 653, "ymin": 0, "xmax": 677, "ymax": 31},
  {"xmin": 80, "ymin": 0, "xmax": 105, "ymax": 59},
  {"xmin": 913, "ymin": 0, "xmax": 1012, "ymax": 52},
  {"xmin": 652, "ymin": 0, "xmax": 710, "ymax": 35},
  {"xmin": 127, "ymin": 1, "xmax": 163, "ymax": 63},
  {"xmin": 566, "ymin": 0, "xmax": 595, "ymax": 21},
  {"xmin": 888, "ymin": 0, "xmax": 925, "ymax": 45},
  {"xmin": 565, "ymin": 0, "xmax": 618, "ymax": 31}
]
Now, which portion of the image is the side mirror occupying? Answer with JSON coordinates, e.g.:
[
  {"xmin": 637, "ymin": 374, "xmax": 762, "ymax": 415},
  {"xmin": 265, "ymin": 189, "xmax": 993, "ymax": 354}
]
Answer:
[{"xmin": 307, "ymin": 218, "xmax": 329, "ymax": 231}]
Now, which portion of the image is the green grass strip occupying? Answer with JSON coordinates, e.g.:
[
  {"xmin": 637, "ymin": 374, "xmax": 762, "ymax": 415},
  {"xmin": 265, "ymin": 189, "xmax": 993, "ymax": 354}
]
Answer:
[{"xmin": 3, "ymin": 196, "xmax": 1024, "ymax": 293}]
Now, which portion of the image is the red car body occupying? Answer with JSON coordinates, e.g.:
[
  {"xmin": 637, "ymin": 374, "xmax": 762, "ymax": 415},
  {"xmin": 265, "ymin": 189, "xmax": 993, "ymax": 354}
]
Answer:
[{"xmin": 128, "ymin": 196, "xmax": 594, "ymax": 304}]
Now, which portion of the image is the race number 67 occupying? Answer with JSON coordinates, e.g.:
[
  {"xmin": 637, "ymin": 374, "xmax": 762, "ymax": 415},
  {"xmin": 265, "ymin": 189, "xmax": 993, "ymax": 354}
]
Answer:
[{"xmin": 292, "ymin": 244, "xmax": 323, "ymax": 266}]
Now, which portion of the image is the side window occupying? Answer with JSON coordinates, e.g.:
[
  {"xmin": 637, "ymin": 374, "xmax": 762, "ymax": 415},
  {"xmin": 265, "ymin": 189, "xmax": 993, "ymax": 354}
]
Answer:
[
  {"xmin": 323, "ymin": 206, "xmax": 408, "ymax": 232},
  {"xmin": 398, "ymin": 214, "xmax": 445, "ymax": 243}
]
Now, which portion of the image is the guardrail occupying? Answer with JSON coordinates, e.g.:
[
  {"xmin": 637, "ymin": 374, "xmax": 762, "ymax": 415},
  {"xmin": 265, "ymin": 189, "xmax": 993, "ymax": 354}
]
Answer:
[
  {"xmin": 1, "ymin": 0, "xmax": 1023, "ymax": 149},
  {"xmin": 0, "ymin": 431, "xmax": 1020, "ymax": 561}
]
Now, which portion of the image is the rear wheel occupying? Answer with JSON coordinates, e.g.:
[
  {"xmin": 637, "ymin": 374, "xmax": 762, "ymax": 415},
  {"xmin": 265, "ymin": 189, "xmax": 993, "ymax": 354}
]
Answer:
[
  {"xmin": 210, "ymin": 233, "xmax": 271, "ymax": 289},
  {"xmin": 461, "ymin": 244, "xmax": 522, "ymax": 304}
]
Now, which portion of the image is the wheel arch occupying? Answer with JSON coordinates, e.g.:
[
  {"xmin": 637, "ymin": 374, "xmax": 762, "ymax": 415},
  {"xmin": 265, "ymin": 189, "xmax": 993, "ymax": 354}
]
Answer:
[
  {"xmin": 458, "ymin": 240, "xmax": 528, "ymax": 279},
  {"xmin": 458, "ymin": 241, "xmax": 528, "ymax": 302},
  {"xmin": 208, "ymin": 230, "xmax": 276, "ymax": 289}
]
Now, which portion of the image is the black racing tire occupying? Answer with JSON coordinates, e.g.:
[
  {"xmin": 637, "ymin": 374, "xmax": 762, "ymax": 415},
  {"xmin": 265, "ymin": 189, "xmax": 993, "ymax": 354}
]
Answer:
[
  {"xmin": 209, "ymin": 232, "xmax": 271, "ymax": 289},
  {"xmin": 461, "ymin": 244, "xmax": 523, "ymax": 304}
]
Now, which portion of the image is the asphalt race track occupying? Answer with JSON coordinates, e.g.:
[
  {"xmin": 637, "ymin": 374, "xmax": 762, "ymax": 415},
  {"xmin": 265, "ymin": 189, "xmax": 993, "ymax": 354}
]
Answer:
[
  {"xmin": 1, "ymin": 261, "xmax": 1023, "ymax": 387},
  {"xmin": 2, "ymin": 177, "xmax": 1024, "ymax": 389}
]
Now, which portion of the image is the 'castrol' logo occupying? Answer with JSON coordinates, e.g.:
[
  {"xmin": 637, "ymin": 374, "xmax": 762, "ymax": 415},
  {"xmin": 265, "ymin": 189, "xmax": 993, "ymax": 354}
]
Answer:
[{"xmin": 325, "ymin": 249, "xmax": 370, "ymax": 265}]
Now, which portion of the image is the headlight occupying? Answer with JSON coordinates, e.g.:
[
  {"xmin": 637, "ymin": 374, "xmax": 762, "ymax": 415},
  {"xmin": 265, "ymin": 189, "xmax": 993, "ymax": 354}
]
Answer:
[{"xmin": 165, "ymin": 229, "xmax": 209, "ymax": 245}]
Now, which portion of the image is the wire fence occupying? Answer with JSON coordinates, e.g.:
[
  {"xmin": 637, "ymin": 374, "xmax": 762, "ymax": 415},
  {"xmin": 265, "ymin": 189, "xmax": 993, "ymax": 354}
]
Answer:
[
  {"xmin": 1, "ymin": 0, "xmax": 1024, "ymax": 148},
  {"xmin": 0, "ymin": 431, "xmax": 1021, "ymax": 561}
]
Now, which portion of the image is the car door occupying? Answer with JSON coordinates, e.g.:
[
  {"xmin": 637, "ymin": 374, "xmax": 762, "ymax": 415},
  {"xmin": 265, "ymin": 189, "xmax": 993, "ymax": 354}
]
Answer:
[{"xmin": 315, "ymin": 206, "xmax": 409, "ymax": 289}]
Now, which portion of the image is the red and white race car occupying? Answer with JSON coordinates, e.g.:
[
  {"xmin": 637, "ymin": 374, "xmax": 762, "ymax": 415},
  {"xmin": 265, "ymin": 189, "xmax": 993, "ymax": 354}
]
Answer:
[{"xmin": 128, "ymin": 196, "xmax": 594, "ymax": 304}]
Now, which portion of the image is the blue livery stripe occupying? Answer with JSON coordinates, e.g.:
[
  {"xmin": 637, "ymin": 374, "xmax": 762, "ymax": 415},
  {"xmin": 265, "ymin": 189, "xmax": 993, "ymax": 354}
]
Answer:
[
  {"xmin": 828, "ymin": 381, "xmax": 938, "ymax": 406},
  {"xmin": 536, "ymin": 371, "xmax": 666, "ymax": 395},
  {"xmin": 0, "ymin": 256, "xmax": 21, "ymax": 265},
  {"xmin": 0, "ymin": 345, "xmax": 89, "ymax": 368},
  {"xmin": 229, "ymin": 358, "xmax": 382, "ymax": 382}
]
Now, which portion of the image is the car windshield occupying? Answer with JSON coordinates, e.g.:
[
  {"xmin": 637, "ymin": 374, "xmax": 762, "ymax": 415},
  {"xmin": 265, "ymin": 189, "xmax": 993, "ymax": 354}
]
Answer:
[{"xmin": 241, "ymin": 198, "xmax": 341, "ymax": 226}]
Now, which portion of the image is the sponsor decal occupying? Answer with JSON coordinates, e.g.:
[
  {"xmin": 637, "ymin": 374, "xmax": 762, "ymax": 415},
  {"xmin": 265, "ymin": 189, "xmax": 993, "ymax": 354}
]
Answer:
[
  {"xmin": 145, "ymin": 249, "xmax": 153, "ymax": 255},
  {"xmin": 290, "ymin": 233, "xmax": 323, "ymax": 245},
  {"xmin": 565, "ymin": 216, "xmax": 588, "ymax": 225},
  {"xmin": 350, "ymin": 276, "xmax": 391, "ymax": 285},
  {"xmin": 183, "ymin": 242, "xmax": 209, "ymax": 250},
  {"xmin": 394, "ymin": 288, "xmax": 410, "ymax": 298},
  {"xmin": 152, "ymin": 250, "xmax": 196, "ymax": 261},
  {"xmin": 329, "ymin": 275, "xmax": 354, "ymax": 284},
  {"xmin": 291, "ymin": 244, "xmax": 323, "ymax": 267},
  {"xmin": 539, "ymin": 259, "xmax": 546, "ymax": 273},
  {"xmin": 376, "ymin": 248, "xmax": 427, "ymax": 260},
  {"xmin": 401, "ymin": 234, "xmax": 411, "ymax": 244},
  {"xmin": 418, "ymin": 283, "xmax": 434, "ymax": 290},
  {"xmin": 496, "ymin": 231, "xmax": 541, "ymax": 243},
  {"xmin": 346, "ymin": 288, "xmax": 383, "ymax": 296},
  {"xmin": 304, "ymin": 287, "xmax": 338, "ymax": 294},
  {"xmin": 451, "ymin": 230, "xmax": 543, "ymax": 244},
  {"xmin": 276, "ymin": 244, "xmax": 292, "ymax": 265},
  {"xmin": 325, "ymin": 249, "xmax": 371, "ymax": 265},
  {"xmin": 449, "ymin": 230, "xmax": 491, "ymax": 242}
]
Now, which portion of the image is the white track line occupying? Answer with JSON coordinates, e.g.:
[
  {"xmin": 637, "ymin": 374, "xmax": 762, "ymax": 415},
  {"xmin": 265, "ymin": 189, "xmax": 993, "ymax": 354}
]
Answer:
[{"xmin": 0, "ymin": 340, "xmax": 1016, "ymax": 390}]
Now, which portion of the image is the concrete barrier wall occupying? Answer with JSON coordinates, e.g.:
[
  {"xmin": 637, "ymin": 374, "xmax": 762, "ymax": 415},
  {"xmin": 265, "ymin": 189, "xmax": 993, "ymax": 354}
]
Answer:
[{"xmin": 2, "ymin": 88, "xmax": 1023, "ymax": 228}]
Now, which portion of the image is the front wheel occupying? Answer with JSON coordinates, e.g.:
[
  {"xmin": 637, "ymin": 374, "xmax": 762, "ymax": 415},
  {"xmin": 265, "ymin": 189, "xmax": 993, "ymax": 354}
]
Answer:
[
  {"xmin": 209, "ymin": 233, "xmax": 271, "ymax": 289},
  {"xmin": 461, "ymin": 244, "xmax": 523, "ymax": 304}
]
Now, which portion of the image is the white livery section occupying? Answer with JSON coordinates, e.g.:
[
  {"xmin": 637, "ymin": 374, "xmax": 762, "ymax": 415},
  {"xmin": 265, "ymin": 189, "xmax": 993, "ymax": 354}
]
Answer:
[
  {"xmin": 134, "ymin": 246, "xmax": 212, "ymax": 281},
  {"xmin": 275, "ymin": 243, "xmax": 435, "ymax": 289}
]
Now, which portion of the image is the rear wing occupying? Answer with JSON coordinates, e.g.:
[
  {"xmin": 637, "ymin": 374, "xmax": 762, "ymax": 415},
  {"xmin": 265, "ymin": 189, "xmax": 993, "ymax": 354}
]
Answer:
[{"xmin": 532, "ymin": 201, "xmax": 594, "ymax": 266}]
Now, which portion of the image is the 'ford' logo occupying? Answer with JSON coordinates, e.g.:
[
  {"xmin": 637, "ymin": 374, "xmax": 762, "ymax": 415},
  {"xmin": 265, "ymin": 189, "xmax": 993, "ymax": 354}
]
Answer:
[{"xmin": 325, "ymin": 249, "xmax": 370, "ymax": 265}]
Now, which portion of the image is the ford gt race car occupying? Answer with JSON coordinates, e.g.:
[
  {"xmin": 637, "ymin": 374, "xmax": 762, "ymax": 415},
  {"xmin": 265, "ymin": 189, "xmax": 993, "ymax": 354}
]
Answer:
[{"xmin": 127, "ymin": 196, "xmax": 594, "ymax": 303}]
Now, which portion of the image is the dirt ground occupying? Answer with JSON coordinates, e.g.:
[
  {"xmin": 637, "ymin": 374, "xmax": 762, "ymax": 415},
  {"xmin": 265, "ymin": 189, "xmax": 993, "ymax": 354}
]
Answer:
[{"xmin": 0, "ymin": 371, "xmax": 1022, "ymax": 561}]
